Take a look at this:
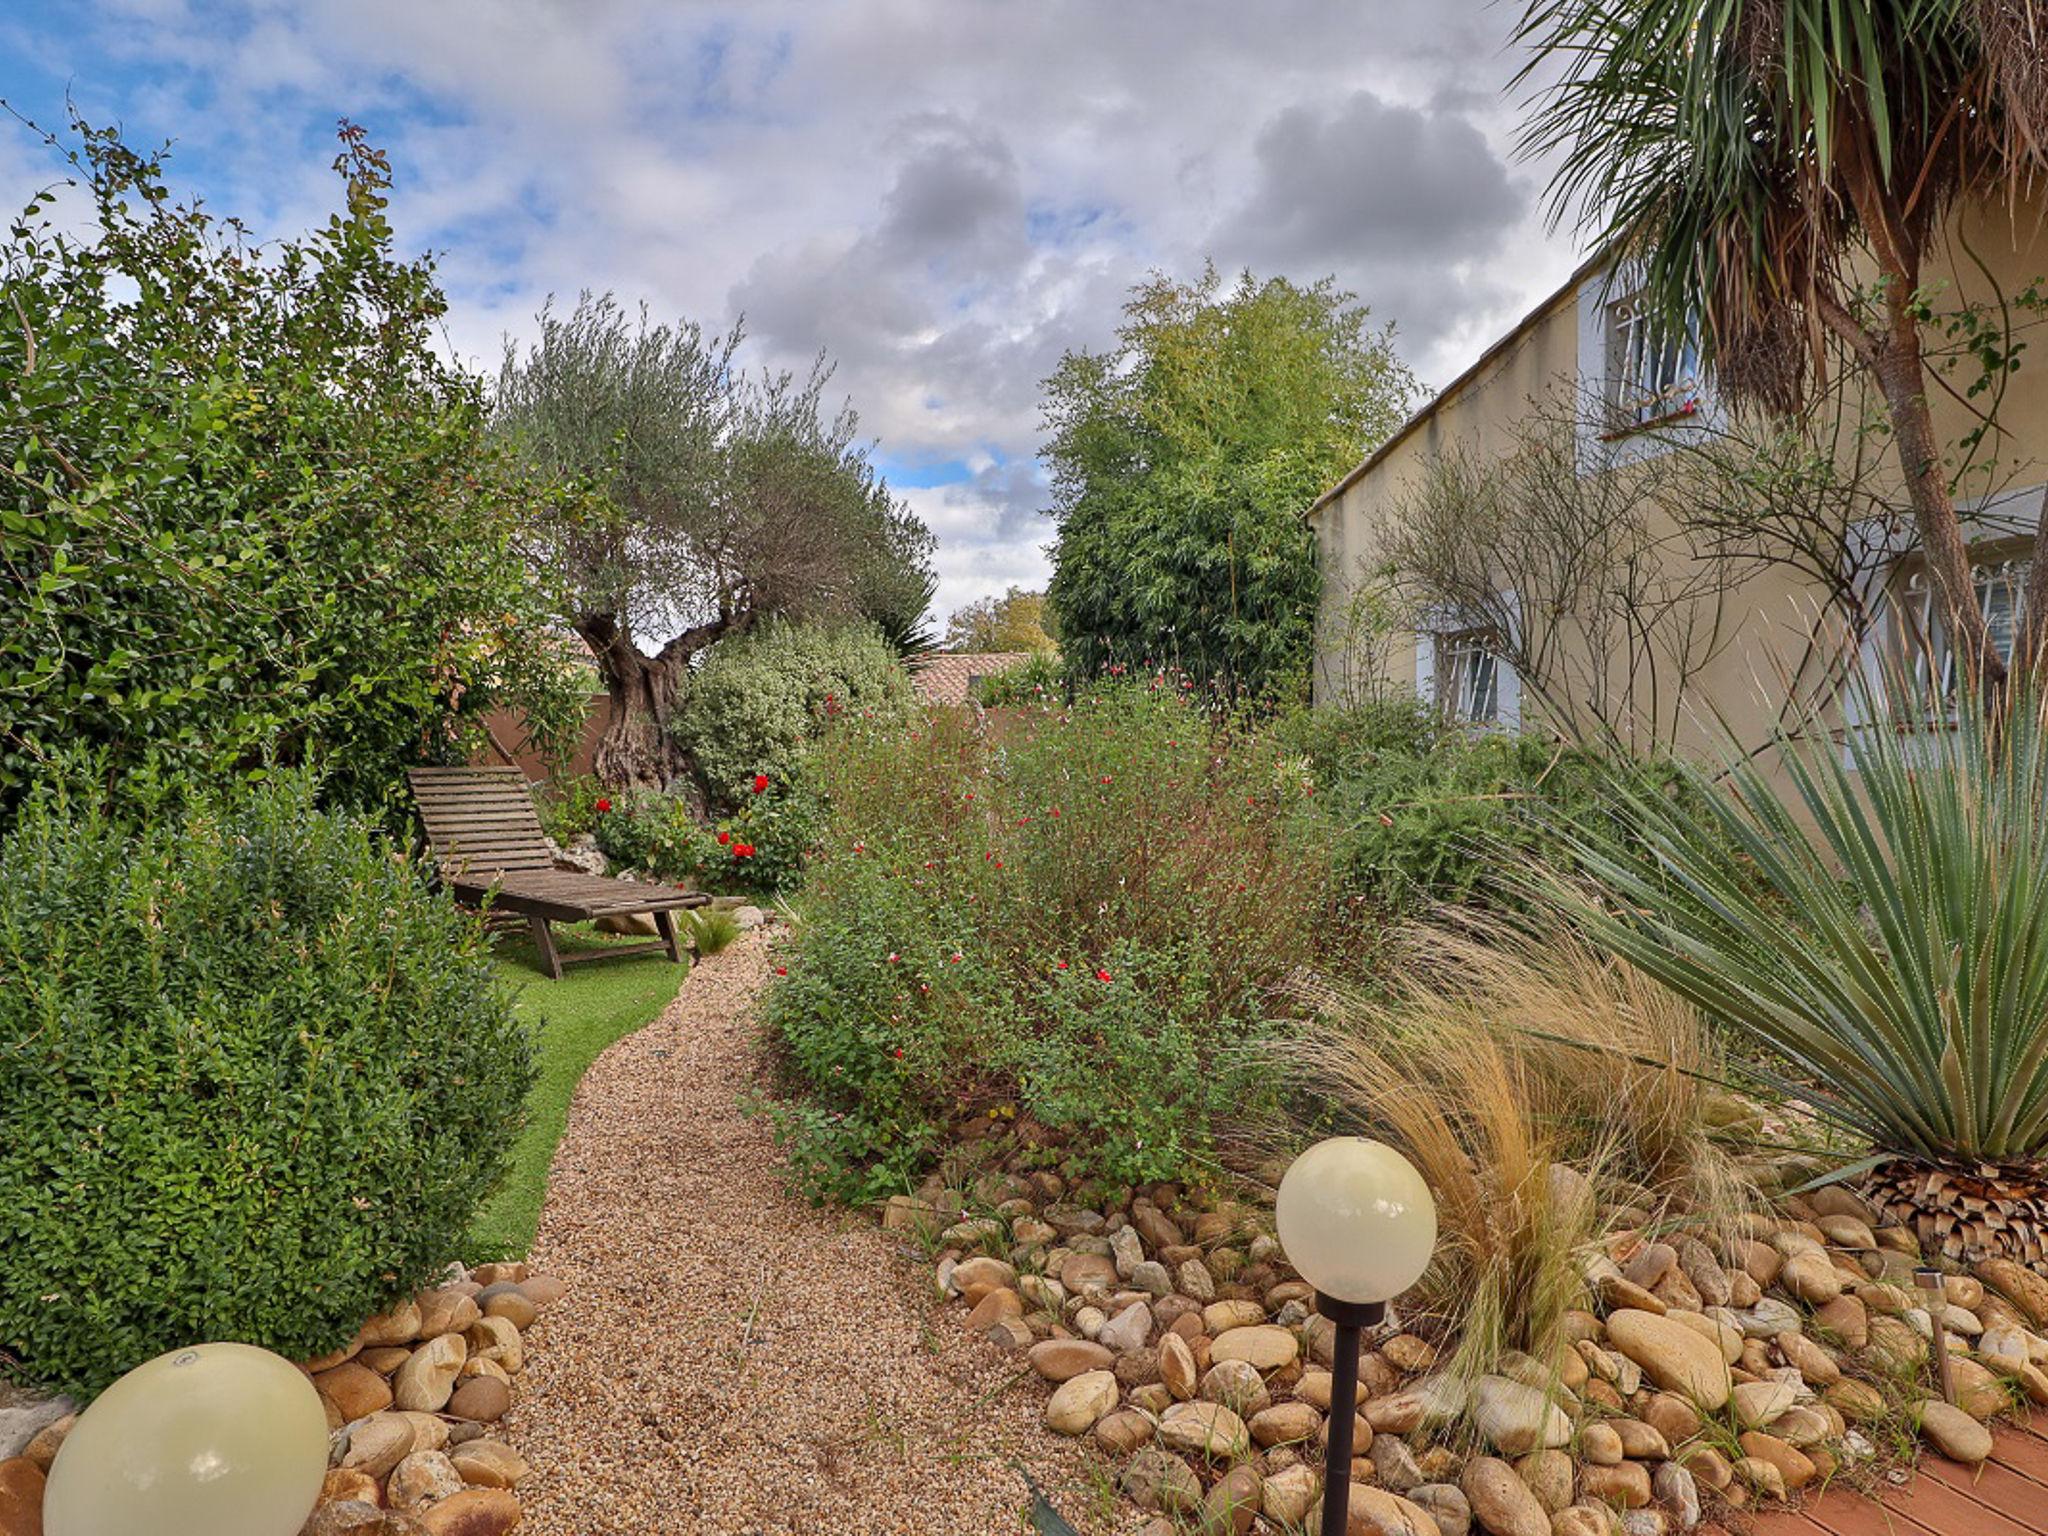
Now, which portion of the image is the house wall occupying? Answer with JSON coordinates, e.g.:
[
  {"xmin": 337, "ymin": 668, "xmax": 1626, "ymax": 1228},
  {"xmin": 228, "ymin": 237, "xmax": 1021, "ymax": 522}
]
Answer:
[{"xmin": 1309, "ymin": 196, "xmax": 2048, "ymax": 761}]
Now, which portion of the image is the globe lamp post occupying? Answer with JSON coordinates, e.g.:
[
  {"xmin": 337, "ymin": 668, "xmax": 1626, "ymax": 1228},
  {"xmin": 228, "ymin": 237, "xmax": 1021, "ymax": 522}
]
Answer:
[
  {"xmin": 43, "ymin": 1341, "xmax": 330, "ymax": 1536},
  {"xmin": 1276, "ymin": 1137, "xmax": 1437, "ymax": 1536}
]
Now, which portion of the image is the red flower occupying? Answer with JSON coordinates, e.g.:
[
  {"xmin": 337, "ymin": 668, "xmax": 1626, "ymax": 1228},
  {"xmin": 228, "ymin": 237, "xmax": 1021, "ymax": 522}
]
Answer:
[
  {"xmin": 732, "ymin": 843, "xmax": 756, "ymax": 859},
  {"xmin": 594, "ymin": 798, "xmax": 612, "ymax": 814},
  {"xmin": 752, "ymin": 774, "xmax": 770, "ymax": 794},
  {"xmin": 892, "ymin": 1047, "xmax": 904, "ymax": 1059},
  {"xmin": 1056, "ymin": 961, "xmax": 1069, "ymax": 971},
  {"xmin": 717, "ymin": 830, "xmax": 732, "ymax": 845},
  {"xmin": 1096, "ymin": 968, "xmax": 1114, "ymax": 983},
  {"xmin": 775, "ymin": 966, "xmax": 788, "ymax": 976}
]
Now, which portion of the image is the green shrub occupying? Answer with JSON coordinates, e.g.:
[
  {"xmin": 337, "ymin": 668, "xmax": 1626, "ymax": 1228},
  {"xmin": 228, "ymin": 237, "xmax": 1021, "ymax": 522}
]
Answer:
[
  {"xmin": 685, "ymin": 908, "xmax": 742, "ymax": 956},
  {"xmin": 761, "ymin": 687, "xmax": 1336, "ymax": 1201},
  {"xmin": 0, "ymin": 776, "xmax": 535, "ymax": 1396},
  {"xmin": 970, "ymin": 651, "xmax": 1065, "ymax": 706},
  {"xmin": 672, "ymin": 620, "xmax": 913, "ymax": 808},
  {"xmin": 535, "ymin": 774, "xmax": 608, "ymax": 844},
  {"xmin": 592, "ymin": 776, "xmax": 823, "ymax": 900}
]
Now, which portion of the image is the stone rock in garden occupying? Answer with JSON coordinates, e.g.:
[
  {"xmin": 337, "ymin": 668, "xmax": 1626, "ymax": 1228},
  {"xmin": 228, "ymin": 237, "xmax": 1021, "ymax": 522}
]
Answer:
[
  {"xmin": 1203, "ymin": 1464, "xmax": 1264, "ymax": 1536},
  {"xmin": 359, "ymin": 1300, "xmax": 425, "ymax": 1348},
  {"xmin": 1578, "ymin": 1422, "xmax": 1623, "ymax": 1466},
  {"xmin": 1729, "ymin": 1379, "xmax": 1796, "ymax": 1430},
  {"xmin": 1603, "ymin": 1311, "xmax": 1731, "ymax": 1409},
  {"xmin": 463, "ymin": 1317, "xmax": 523, "ymax": 1375},
  {"xmin": 303, "ymin": 1504, "xmax": 432, "ymax": 1536},
  {"xmin": 1111, "ymin": 1225, "xmax": 1147, "ymax": 1278},
  {"xmin": 1406, "ymin": 1482, "xmax": 1472, "ymax": 1536},
  {"xmin": 446, "ymin": 1375, "xmax": 511, "ymax": 1424},
  {"xmin": 1370, "ymin": 1433, "xmax": 1425, "ymax": 1493},
  {"xmin": 1511, "ymin": 1450, "xmax": 1572, "ymax": 1514},
  {"xmin": 1296, "ymin": 1369, "xmax": 1365, "ymax": 1412},
  {"xmin": 1766, "ymin": 1406, "xmax": 1830, "ymax": 1447},
  {"xmin": 1724, "ymin": 1298, "xmax": 1801, "ymax": 1339},
  {"xmin": 317, "ymin": 1361, "xmax": 396, "ymax": 1422},
  {"xmin": 1178, "ymin": 1260, "xmax": 1218, "ymax": 1303},
  {"xmin": 965, "ymin": 1287, "xmax": 1023, "ymax": 1331},
  {"xmin": 1730, "ymin": 1455, "xmax": 1786, "ymax": 1499},
  {"xmin": 1645, "ymin": 1465, "xmax": 1698, "ymax": 1531},
  {"xmin": 1115, "ymin": 1345, "xmax": 1163, "ymax": 1391},
  {"xmin": 475, "ymin": 1284, "xmax": 538, "ymax": 1331},
  {"xmin": 1864, "ymin": 1315, "xmax": 1927, "ymax": 1371},
  {"xmin": 417, "ymin": 1488, "xmax": 524, "ymax": 1536},
  {"xmin": 1472, "ymin": 1376, "xmax": 1570, "ymax": 1456},
  {"xmin": 1201, "ymin": 1360, "xmax": 1270, "ymax": 1419},
  {"xmin": 1311, "ymin": 1483, "xmax": 1441, "ymax": 1536},
  {"xmin": 1611, "ymin": 1419, "xmax": 1668, "ymax": 1462},
  {"xmin": 1243, "ymin": 1399, "xmax": 1319, "ymax": 1451},
  {"xmin": 341, "ymin": 1413, "xmax": 418, "ymax": 1479},
  {"xmin": 1675, "ymin": 1445, "xmax": 1732, "ymax": 1492},
  {"xmin": 1044, "ymin": 1204, "xmax": 1106, "ymax": 1238},
  {"xmin": 1976, "ymin": 1258, "xmax": 2048, "ymax": 1327},
  {"xmin": 1917, "ymin": 1399, "xmax": 1994, "ymax": 1463},
  {"xmin": 394, "ymin": 1334, "xmax": 468, "ymax": 1413},
  {"xmin": 1159, "ymin": 1400, "xmax": 1252, "ymax": 1461},
  {"xmin": 471, "ymin": 1263, "xmax": 526, "ymax": 1287},
  {"xmin": 362, "ymin": 1346, "xmax": 413, "ymax": 1375},
  {"xmin": 729, "ymin": 904, "xmax": 765, "ymax": 929},
  {"xmin": 322, "ymin": 1467, "xmax": 383, "ymax": 1505},
  {"xmin": 951, "ymin": 1256, "xmax": 1016, "ymax": 1294},
  {"xmin": 1549, "ymin": 1506, "xmax": 1615, "ymax": 1536},
  {"xmin": 1665, "ymin": 1311, "xmax": 1739, "ymax": 1368},
  {"xmin": 388, "ymin": 1450, "xmax": 466, "ymax": 1510},
  {"xmin": 1130, "ymin": 1261, "xmax": 1175, "ymax": 1297},
  {"xmin": 1095, "ymin": 1408, "xmax": 1155, "ymax": 1454},
  {"xmin": 1018, "ymin": 1275, "xmax": 1066, "ymax": 1313},
  {"xmin": 1156, "ymin": 1331, "xmax": 1201, "ymax": 1400},
  {"xmin": 1823, "ymin": 1379, "xmax": 1885, "ymax": 1423},
  {"xmin": 1460, "ymin": 1455, "xmax": 1550, "ymax": 1536},
  {"xmin": 1263, "ymin": 1464, "xmax": 1320, "ymax": 1525},
  {"xmin": 1044, "ymin": 1370, "xmax": 1119, "ymax": 1434},
  {"xmin": 1671, "ymin": 1240, "xmax": 1732, "ymax": 1310},
  {"xmin": 516, "ymin": 1274, "xmax": 565, "ymax": 1309},
  {"xmin": 1122, "ymin": 1447, "xmax": 1204, "ymax": 1514},
  {"xmin": 0, "ymin": 1395, "xmax": 72, "ymax": 1464},
  {"xmin": 449, "ymin": 1438, "xmax": 531, "ymax": 1489},
  {"xmin": 1382, "ymin": 1334, "xmax": 1438, "ymax": 1373},
  {"xmin": 987, "ymin": 1316, "xmax": 1036, "ymax": 1351},
  {"xmin": 1639, "ymin": 1395, "xmax": 1699, "ymax": 1448},
  {"xmin": 1948, "ymin": 1357, "xmax": 2011, "ymax": 1420},
  {"xmin": 1774, "ymin": 1329, "xmax": 1839, "ymax": 1386},
  {"xmin": 1029, "ymin": 1338, "xmax": 1114, "ymax": 1382},
  {"xmin": 417, "ymin": 1289, "xmax": 483, "ymax": 1340},
  {"xmin": 1778, "ymin": 1251, "xmax": 1844, "ymax": 1305},
  {"xmin": 1817, "ymin": 1215, "xmax": 1877, "ymax": 1250},
  {"xmin": 1578, "ymin": 1460, "xmax": 1651, "ymax": 1509},
  {"xmin": 1620, "ymin": 1514, "xmax": 1667, "ymax": 1536},
  {"xmin": 944, "ymin": 1217, "xmax": 1005, "ymax": 1252},
  {"xmin": 1210, "ymin": 1325, "xmax": 1297, "ymax": 1372},
  {"xmin": 399, "ymin": 1412, "xmax": 452, "ymax": 1452},
  {"xmin": 1098, "ymin": 1300, "xmax": 1153, "ymax": 1354},
  {"xmin": 1204, "ymin": 1300, "xmax": 1267, "ymax": 1335},
  {"xmin": 1060, "ymin": 1253, "xmax": 1120, "ymax": 1295},
  {"xmin": 1621, "ymin": 1243, "xmax": 1679, "ymax": 1292},
  {"xmin": 1737, "ymin": 1432, "xmax": 1814, "ymax": 1491},
  {"xmin": 0, "ymin": 1457, "xmax": 45, "ymax": 1536}
]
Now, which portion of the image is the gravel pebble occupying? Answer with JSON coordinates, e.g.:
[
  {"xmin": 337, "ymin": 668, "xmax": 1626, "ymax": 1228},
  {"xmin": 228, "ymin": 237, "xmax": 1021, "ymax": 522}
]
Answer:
[{"xmin": 511, "ymin": 933, "xmax": 1110, "ymax": 1534}]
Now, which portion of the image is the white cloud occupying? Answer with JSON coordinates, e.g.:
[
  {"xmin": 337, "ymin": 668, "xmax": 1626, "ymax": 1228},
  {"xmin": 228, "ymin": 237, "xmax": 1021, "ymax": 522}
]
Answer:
[{"xmin": 1, "ymin": 0, "xmax": 1589, "ymax": 626}]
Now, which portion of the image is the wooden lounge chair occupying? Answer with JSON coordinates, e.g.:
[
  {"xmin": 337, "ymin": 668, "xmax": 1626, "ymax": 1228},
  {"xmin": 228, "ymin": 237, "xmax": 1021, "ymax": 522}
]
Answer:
[{"xmin": 408, "ymin": 766, "xmax": 710, "ymax": 980}]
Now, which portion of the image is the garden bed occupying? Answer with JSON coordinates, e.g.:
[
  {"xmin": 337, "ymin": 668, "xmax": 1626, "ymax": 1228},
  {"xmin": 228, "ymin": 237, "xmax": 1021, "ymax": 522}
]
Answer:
[{"xmin": 902, "ymin": 1155, "xmax": 2048, "ymax": 1536}]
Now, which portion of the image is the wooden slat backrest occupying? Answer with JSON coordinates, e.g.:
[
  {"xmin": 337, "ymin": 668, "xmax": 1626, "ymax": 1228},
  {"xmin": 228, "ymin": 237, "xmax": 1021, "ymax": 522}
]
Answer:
[{"xmin": 407, "ymin": 767, "xmax": 555, "ymax": 875}]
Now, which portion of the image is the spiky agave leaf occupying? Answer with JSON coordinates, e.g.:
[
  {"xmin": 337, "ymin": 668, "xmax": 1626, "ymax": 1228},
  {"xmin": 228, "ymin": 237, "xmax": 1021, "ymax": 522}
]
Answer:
[{"xmin": 1534, "ymin": 663, "xmax": 2048, "ymax": 1172}]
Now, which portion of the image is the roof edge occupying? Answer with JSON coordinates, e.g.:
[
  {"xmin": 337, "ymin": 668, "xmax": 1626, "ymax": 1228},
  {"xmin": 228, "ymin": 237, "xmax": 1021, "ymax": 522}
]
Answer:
[{"xmin": 1306, "ymin": 247, "xmax": 1611, "ymax": 520}]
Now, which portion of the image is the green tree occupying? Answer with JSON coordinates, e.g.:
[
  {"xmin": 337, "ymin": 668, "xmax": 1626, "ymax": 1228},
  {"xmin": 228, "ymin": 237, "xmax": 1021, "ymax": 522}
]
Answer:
[
  {"xmin": 943, "ymin": 585, "xmax": 1057, "ymax": 653},
  {"xmin": 0, "ymin": 118, "xmax": 583, "ymax": 815},
  {"xmin": 493, "ymin": 295, "xmax": 936, "ymax": 792},
  {"xmin": 1043, "ymin": 267, "xmax": 1415, "ymax": 698},
  {"xmin": 1514, "ymin": 0, "xmax": 2048, "ymax": 681}
]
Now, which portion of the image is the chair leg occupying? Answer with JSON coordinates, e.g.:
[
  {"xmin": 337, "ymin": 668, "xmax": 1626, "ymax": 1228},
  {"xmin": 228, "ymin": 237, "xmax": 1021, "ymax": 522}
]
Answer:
[
  {"xmin": 527, "ymin": 915, "xmax": 563, "ymax": 981},
  {"xmin": 655, "ymin": 908, "xmax": 688, "ymax": 966}
]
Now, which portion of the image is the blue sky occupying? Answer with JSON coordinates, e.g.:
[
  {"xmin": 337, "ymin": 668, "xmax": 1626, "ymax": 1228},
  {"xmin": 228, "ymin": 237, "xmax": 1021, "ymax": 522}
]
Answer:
[{"xmin": 0, "ymin": 0, "xmax": 1583, "ymax": 624}]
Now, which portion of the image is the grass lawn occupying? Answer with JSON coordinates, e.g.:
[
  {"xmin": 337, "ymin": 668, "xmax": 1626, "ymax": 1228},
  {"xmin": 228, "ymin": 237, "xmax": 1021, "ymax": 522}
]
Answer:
[{"xmin": 466, "ymin": 924, "xmax": 690, "ymax": 1261}]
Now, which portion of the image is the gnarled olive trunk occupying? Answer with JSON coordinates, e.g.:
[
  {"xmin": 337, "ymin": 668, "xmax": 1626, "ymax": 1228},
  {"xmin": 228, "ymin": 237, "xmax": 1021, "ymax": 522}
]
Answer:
[{"xmin": 575, "ymin": 609, "xmax": 743, "ymax": 795}]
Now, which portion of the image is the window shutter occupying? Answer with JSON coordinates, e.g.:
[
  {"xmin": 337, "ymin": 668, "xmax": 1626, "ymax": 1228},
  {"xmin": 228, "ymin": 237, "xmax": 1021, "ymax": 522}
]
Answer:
[{"xmin": 1415, "ymin": 630, "xmax": 1437, "ymax": 704}]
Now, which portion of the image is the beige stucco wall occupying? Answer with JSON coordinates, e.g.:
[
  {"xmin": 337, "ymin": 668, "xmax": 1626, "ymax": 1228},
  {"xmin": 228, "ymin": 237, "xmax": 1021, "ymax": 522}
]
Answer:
[{"xmin": 1309, "ymin": 197, "xmax": 2048, "ymax": 763}]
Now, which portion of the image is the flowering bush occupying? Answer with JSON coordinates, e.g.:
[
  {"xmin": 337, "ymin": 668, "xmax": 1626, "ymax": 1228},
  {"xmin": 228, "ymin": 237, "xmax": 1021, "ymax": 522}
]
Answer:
[
  {"xmin": 591, "ymin": 775, "xmax": 823, "ymax": 900},
  {"xmin": 761, "ymin": 686, "xmax": 1344, "ymax": 1201}
]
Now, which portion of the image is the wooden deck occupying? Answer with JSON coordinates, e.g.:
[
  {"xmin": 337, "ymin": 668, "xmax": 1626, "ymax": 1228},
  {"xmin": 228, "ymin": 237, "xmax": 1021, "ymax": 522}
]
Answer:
[{"xmin": 1758, "ymin": 1417, "xmax": 2048, "ymax": 1536}]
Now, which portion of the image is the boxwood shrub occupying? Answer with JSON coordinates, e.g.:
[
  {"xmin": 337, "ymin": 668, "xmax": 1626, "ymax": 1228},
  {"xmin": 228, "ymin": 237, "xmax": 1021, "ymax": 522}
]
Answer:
[{"xmin": 0, "ymin": 777, "xmax": 535, "ymax": 1396}]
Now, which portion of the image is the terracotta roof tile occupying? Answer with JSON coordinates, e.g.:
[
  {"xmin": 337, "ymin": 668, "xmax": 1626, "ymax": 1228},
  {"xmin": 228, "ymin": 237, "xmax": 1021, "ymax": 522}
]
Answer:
[{"xmin": 906, "ymin": 652, "xmax": 1033, "ymax": 707}]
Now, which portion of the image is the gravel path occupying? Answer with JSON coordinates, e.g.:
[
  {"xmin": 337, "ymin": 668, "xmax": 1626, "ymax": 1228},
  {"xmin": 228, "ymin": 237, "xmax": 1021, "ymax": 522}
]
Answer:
[{"xmin": 508, "ymin": 930, "xmax": 1116, "ymax": 1536}]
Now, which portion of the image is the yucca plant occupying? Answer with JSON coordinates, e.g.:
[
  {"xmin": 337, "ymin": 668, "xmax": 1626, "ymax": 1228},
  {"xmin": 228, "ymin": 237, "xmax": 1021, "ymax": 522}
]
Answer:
[{"xmin": 1545, "ymin": 667, "xmax": 2048, "ymax": 1266}]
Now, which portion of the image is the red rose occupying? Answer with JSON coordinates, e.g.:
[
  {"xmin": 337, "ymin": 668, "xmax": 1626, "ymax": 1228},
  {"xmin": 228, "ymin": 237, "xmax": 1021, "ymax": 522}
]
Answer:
[
  {"xmin": 717, "ymin": 830, "xmax": 732, "ymax": 845},
  {"xmin": 752, "ymin": 774, "xmax": 770, "ymax": 794},
  {"xmin": 594, "ymin": 797, "xmax": 612, "ymax": 814},
  {"xmin": 733, "ymin": 843, "xmax": 756, "ymax": 858},
  {"xmin": 1096, "ymin": 968, "xmax": 1113, "ymax": 983}
]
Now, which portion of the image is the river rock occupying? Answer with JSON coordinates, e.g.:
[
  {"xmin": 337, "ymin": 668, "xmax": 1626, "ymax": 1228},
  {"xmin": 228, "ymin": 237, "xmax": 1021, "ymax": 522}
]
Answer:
[
  {"xmin": 1976, "ymin": 1258, "xmax": 2048, "ymax": 1326},
  {"xmin": 1264, "ymin": 1464, "xmax": 1320, "ymax": 1524},
  {"xmin": 417, "ymin": 1488, "xmax": 523, "ymax": 1536},
  {"xmin": 358, "ymin": 1301, "xmax": 424, "ymax": 1348},
  {"xmin": 1122, "ymin": 1447, "xmax": 1204, "ymax": 1513},
  {"xmin": 1738, "ymin": 1431, "xmax": 1815, "ymax": 1490},
  {"xmin": 1408, "ymin": 1482, "xmax": 1472, "ymax": 1536},
  {"xmin": 1210, "ymin": 1325, "xmax": 1298, "ymax": 1372},
  {"xmin": 1513, "ymin": 1449, "xmax": 1573, "ymax": 1513},
  {"xmin": 1201, "ymin": 1359, "xmax": 1270, "ymax": 1419},
  {"xmin": 1099, "ymin": 1302, "xmax": 1154, "ymax": 1355},
  {"xmin": 1917, "ymin": 1398, "xmax": 1994, "ymax": 1462},
  {"xmin": 1652, "ymin": 1462, "xmax": 1699, "ymax": 1529},
  {"xmin": 341, "ymin": 1413, "xmax": 417, "ymax": 1479},
  {"xmin": 388, "ymin": 1450, "xmax": 465, "ymax": 1510},
  {"xmin": 1730, "ymin": 1379, "xmax": 1797, "ymax": 1430},
  {"xmin": 1579, "ymin": 1460, "xmax": 1651, "ymax": 1509},
  {"xmin": 1603, "ymin": 1310, "xmax": 1731, "ymax": 1408},
  {"xmin": 1095, "ymin": 1408, "xmax": 1155, "ymax": 1454},
  {"xmin": 1204, "ymin": 1464, "xmax": 1264, "ymax": 1536},
  {"xmin": 449, "ymin": 1438, "xmax": 530, "ymax": 1489},
  {"xmin": 1046, "ymin": 1370, "xmax": 1119, "ymax": 1433},
  {"xmin": 316, "ymin": 1361, "xmax": 395, "ymax": 1422},
  {"xmin": 418, "ymin": 1288, "xmax": 484, "ymax": 1339},
  {"xmin": 1371, "ymin": 1434, "xmax": 1425, "ymax": 1493},
  {"xmin": 393, "ymin": 1334, "xmax": 467, "ymax": 1413},
  {"xmin": 1249, "ymin": 1401, "xmax": 1322, "ymax": 1448},
  {"xmin": 1312, "ymin": 1484, "xmax": 1441, "ymax": 1536},
  {"xmin": 463, "ymin": 1317, "xmax": 523, "ymax": 1376},
  {"xmin": 1460, "ymin": 1455, "xmax": 1549, "ymax": 1536},
  {"xmin": 1160, "ymin": 1400, "xmax": 1251, "ymax": 1461}
]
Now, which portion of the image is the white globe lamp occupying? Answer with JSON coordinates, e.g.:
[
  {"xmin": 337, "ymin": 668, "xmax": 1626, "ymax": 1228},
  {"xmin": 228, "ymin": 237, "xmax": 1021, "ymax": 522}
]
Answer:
[
  {"xmin": 1275, "ymin": 1137, "xmax": 1436, "ymax": 1536},
  {"xmin": 44, "ymin": 1342, "xmax": 330, "ymax": 1536}
]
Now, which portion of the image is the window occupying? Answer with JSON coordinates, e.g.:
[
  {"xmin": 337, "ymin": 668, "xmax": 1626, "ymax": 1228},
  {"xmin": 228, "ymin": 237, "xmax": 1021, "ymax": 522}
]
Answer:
[
  {"xmin": 1605, "ymin": 291, "xmax": 1701, "ymax": 431},
  {"xmin": 1439, "ymin": 629, "xmax": 1503, "ymax": 725},
  {"xmin": 1888, "ymin": 551, "xmax": 2032, "ymax": 693}
]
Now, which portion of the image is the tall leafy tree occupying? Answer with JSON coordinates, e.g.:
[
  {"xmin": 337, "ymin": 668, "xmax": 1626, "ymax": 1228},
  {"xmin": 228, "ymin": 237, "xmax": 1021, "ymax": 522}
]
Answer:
[
  {"xmin": 944, "ymin": 585, "xmax": 1057, "ymax": 653},
  {"xmin": 1043, "ymin": 268, "xmax": 1415, "ymax": 698},
  {"xmin": 0, "ymin": 118, "xmax": 583, "ymax": 815},
  {"xmin": 1514, "ymin": 0, "xmax": 2048, "ymax": 680},
  {"xmin": 493, "ymin": 295, "xmax": 935, "ymax": 792}
]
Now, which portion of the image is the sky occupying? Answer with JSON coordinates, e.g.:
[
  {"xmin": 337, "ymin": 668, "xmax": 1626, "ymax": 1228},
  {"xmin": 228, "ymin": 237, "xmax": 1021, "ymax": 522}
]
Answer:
[{"xmin": 0, "ymin": 0, "xmax": 1586, "ymax": 627}]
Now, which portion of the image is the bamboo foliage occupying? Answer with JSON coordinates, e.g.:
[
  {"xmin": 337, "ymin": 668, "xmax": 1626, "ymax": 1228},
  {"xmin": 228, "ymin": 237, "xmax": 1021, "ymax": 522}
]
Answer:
[{"xmin": 1544, "ymin": 666, "xmax": 2048, "ymax": 1167}]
